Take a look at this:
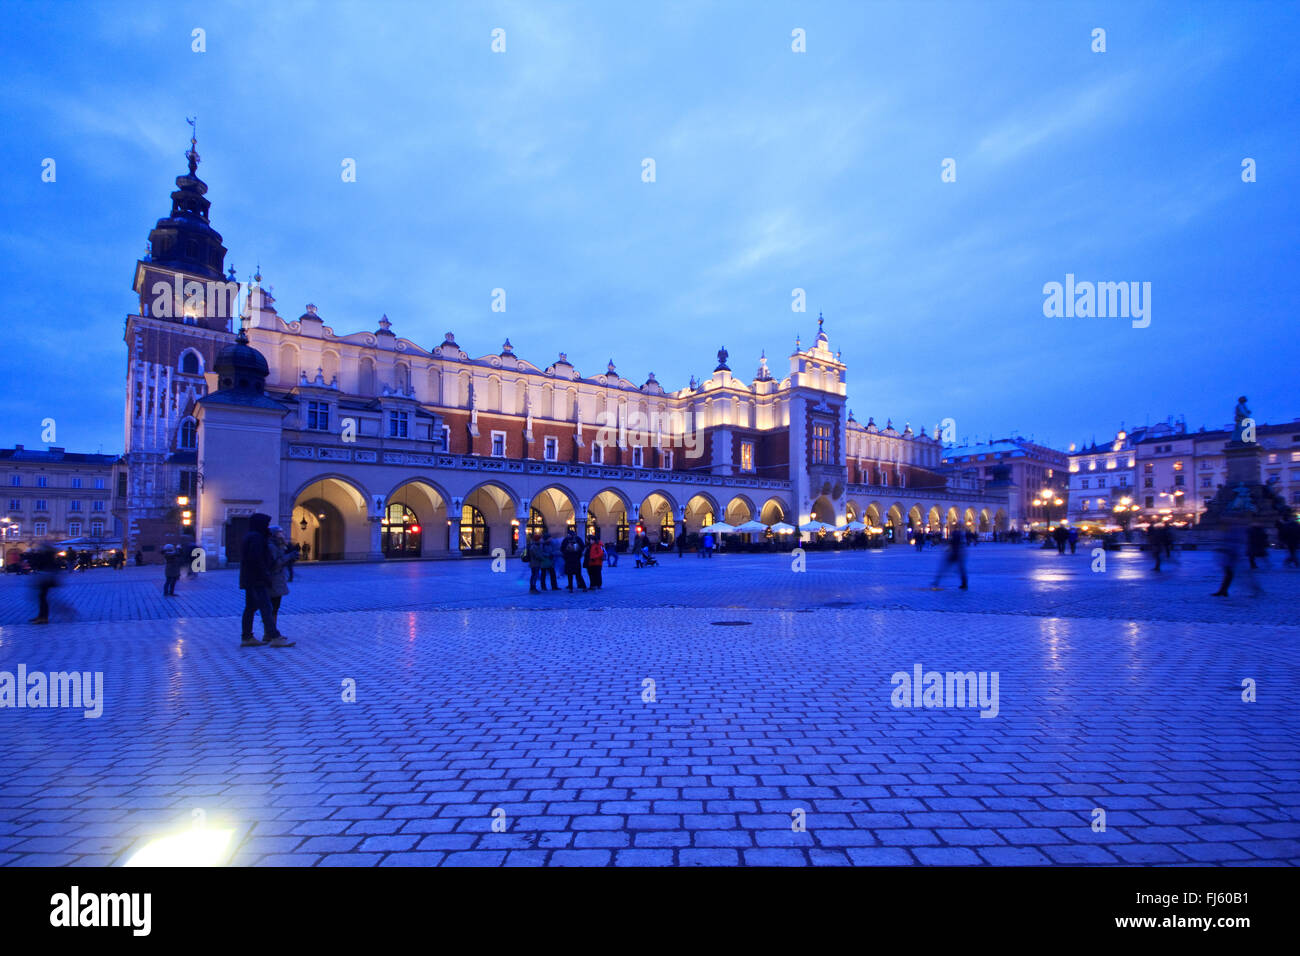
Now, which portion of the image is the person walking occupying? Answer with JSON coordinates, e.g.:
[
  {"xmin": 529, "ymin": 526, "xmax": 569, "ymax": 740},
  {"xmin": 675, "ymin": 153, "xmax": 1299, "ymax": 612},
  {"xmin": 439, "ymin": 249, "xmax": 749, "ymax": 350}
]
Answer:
[
  {"xmin": 162, "ymin": 544, "xmax": 182, "ymax": 596},
  {"xmin": 606, "ymin": 537, "xmax": 618, "ymax": 567},
  {"xmin": 27, "ymin": 542, "xmax": 59, "ymax": 624},
  {"xmin": 1052, "ymin": 524, "xmax": 1068, "ymax": 554},
  {"xmin": 584, "ymin": 535, "xmax": 605, "ymax": 590},
  {"xmin": 932, "ymin": 528, "xmax": 969, "ymax": 589},
  {"xmin": 133, "ymin": 548, "xmax": 143, "ymax": 567},
  {"xmin": 702, "ymin": 531, "xmax": 715, "ymax": 558},
  {"xmin": 1212, "ymin": 525, "xmax": 1262, "ymax": 597},
  {"xmin": 561, "ymin": 526, "xmax": 588, "ymax": 591},
  {"xmin": 1148, "ymin": 524, "xmax": 1165, "ymax": 573},
  {"xmin": 268, "ymin": 526, "xmax": 291, "ymax": 619},
  {"xmin": 1067, "ymin": 526, "xmax": 1078, "ymax": 554},
  {"xmin": 239, "ymin": 512, "xmax": 293, "ymax": 647}
]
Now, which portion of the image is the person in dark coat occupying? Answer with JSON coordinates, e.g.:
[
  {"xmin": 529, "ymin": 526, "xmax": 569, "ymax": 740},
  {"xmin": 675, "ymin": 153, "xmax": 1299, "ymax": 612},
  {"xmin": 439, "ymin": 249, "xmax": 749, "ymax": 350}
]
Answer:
[
  {"xmin": 239, "ymin": 512, "xmax": 293, "ymax": 647},
  {"xmin": 560, "ymin": 527, "xmax": 587, "ymax": 591},
  {"xmin": 932, "ymin": 527, "xmax": 969, "ymax": 589},
  {"xmin": 1052, "ymin": 524, "xmax": 1069, "ymax": 554},
  {"xmin": 542, "ymin": 533, "xmax": 560, "ymax": 590},
  {"xmin": 27, "ymin": 542, "xmax": 59, "ymax": 623},
  {"xmin": 162, "ymin": 544, "xmax": 182, "ymax": 595},
  {"xmin": 1246, "ymin": 524, "xmax": 1269, "ymax": 570},
  {"xmin": 1279, "ymin": 518, "xmax": 1300, "ymax": 567}
]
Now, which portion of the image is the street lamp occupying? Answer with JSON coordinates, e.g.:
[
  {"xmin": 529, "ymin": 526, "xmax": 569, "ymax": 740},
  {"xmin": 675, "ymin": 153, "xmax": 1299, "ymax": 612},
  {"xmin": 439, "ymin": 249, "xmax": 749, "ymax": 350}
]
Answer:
[
  {"xmin": 1034, "ymin": 488, "xmax": 1064, "ymax": 527},
  {"xmin": 1112, "ymin": 496, "xmax": 1139, "ymax": 537}
]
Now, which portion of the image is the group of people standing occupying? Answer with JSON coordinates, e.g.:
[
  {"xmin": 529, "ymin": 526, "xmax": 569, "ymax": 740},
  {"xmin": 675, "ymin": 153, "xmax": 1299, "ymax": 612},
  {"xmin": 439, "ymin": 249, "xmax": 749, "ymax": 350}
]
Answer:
[{"xmin": 523, "ymin": 528, "xmax": 605, "ymax": 592}]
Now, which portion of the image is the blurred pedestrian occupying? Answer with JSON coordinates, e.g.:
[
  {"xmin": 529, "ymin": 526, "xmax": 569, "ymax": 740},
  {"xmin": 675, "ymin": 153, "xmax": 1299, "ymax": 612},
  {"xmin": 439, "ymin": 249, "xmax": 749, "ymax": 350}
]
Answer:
[
  {"xmin": 1246, "ymin": 524, "xmax": 1269, "ymax": 570},
  {"xmin": 932, "ymin": 527, "xmax": 968, "ymax": 590},
  {"xmin": 27, "ymin": 541, "xmax": 59, "ymax": 624}
]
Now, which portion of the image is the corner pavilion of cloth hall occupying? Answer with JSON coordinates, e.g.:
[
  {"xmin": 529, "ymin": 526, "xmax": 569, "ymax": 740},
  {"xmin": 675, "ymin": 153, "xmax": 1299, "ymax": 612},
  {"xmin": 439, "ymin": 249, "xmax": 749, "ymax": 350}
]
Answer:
[{"xmin": 119, "ymin": 138, "xmax": 1011, "ymax": 563}]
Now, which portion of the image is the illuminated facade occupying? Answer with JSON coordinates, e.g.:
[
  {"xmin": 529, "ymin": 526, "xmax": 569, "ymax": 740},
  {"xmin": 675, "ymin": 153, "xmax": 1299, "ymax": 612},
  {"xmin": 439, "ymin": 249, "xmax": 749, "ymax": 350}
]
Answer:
[{"xmin": 122, "ymin": 141, "xmax": 1010, "ymax": 561}]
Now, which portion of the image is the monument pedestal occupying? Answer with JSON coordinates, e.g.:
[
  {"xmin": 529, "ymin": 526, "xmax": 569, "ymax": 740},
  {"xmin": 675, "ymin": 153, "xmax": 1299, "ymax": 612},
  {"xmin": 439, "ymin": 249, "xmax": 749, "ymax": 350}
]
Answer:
[{"xmin": 1195, "ymin": 440, "xmax": 1292, "ymax": 533}]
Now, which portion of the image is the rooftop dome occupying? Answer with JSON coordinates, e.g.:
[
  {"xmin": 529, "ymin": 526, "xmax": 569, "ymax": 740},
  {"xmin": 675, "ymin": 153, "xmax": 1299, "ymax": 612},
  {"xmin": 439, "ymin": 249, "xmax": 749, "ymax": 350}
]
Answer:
[{"xmin": 214, "ymin": 327, "xmax": 270, "ymax": 393}]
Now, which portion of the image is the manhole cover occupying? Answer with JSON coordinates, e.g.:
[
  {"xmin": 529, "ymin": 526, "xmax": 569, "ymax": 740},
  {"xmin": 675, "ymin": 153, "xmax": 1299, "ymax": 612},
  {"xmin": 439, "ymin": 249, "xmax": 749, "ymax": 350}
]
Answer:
[{"xmin": 710, "ymin": 620, "xmax": 752, "ymax": 626}]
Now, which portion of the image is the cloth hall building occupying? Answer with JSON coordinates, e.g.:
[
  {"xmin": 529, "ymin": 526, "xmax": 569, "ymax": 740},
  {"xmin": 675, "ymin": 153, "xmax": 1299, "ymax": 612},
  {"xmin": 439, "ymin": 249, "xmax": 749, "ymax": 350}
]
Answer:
[{"xmin": 120, "ymin": 141, "xmax": 1011, "ymax": 562}]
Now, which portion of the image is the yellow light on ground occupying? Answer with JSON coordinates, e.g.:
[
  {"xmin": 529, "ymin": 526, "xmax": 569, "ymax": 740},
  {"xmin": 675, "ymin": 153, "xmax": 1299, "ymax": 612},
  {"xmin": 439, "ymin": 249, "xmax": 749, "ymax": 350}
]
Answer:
[{"xmin": 124, "ymin": 825, "xmax": 235, "ymax": 867}]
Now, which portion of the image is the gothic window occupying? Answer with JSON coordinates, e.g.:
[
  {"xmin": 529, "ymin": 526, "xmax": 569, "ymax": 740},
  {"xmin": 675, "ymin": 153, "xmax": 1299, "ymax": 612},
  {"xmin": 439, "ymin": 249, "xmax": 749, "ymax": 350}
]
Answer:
[
  {"xmin": 179, "ymin": 419, "xmax": 198, "ymax": 450},
  {"xmin": 180, "ymin": 351, "xmax": 200, "ymax": 375}
]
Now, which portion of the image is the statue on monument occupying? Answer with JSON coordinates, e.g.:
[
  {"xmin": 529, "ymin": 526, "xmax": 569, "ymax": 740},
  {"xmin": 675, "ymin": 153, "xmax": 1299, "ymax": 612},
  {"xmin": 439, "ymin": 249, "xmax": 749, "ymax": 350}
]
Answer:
[{"xmin": 1232, "ymin": 395, "xmax": 1251, "ymax": 442}]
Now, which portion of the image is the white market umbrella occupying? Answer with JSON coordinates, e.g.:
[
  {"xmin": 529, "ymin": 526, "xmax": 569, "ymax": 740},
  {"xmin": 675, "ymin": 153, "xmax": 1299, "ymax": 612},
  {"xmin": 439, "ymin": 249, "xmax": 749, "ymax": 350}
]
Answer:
[
  {"xmin": 769, "ymin": 522, "xmax": 796, "ymax": 534},
  {"xmin": 733, "ymin": 520, "xmax": 769, "ymax": 533},
  {"xmin": 841, "ymin": 520, "xmax": 868, "ymax": 531},
  {"xmin": 799, "ymin": 521, "xmax": 836, "ymax": 533},
  {"xmin": 701, "ymin": 522, "xmax": 736, "ymax": 534}
]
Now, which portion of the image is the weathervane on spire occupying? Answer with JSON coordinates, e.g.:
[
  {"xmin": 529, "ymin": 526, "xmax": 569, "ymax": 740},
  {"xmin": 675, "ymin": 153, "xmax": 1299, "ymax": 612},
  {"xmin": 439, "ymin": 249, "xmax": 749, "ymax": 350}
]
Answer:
[{"xmin": 185, "ymin": 116, "xmax": 200, "ymax": 174}]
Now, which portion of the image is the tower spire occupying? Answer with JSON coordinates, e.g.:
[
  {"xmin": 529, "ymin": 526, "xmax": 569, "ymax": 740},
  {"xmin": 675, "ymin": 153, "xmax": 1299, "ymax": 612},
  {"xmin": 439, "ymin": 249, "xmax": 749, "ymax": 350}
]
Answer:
[{"xmin": 185, "ymin": 116, "xmax": 200, "ymax": 175}]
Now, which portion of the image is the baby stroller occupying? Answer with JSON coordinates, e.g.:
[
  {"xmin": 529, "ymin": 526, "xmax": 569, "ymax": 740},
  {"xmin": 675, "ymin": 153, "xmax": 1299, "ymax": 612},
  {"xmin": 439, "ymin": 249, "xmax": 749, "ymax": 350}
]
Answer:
[{"xmin": 634, "ymin": 545, "xmax": 659, "ymax": 568}]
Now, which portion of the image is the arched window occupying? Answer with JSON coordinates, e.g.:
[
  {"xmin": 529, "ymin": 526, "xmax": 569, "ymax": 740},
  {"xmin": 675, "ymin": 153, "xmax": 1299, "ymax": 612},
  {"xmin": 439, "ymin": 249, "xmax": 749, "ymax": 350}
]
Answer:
[
  {"xmin": 460, "ymin": 504, "xmax": 487, "ymax": 554},
  {"xmin": 359, "ymin": 358, "xmax": 376, "ymax": 395},
  {"xmin": 179, "ymin": 419, "xmax": 198, "ymax": 450},
  {"xmin": 381, "ymin": 502, "xmax": 422, "ymax": 557},
  {"xmin": 180, "ymin": 351, "xmax": 201, "ymax": 375},
  {"xmin": 659, "ymin": 512, "xmax": 675, "ymax": 544}
]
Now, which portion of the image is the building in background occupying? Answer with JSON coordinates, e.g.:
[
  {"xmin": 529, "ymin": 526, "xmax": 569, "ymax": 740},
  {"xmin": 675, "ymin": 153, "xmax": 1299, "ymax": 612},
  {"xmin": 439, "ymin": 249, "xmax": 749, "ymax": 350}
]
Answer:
[
  {"xmin": 120, "ymin": 138, "xmax": 1010, "ymax": 561},
  {"xmin": 942, "ymin": 437, "xmax": 1068, "ymax": 531},
  {"xmin": 1, "ymin": 445, "xmax": 122, "ymax": 558},
  {"xmin": 1067, "ymin": 416, "xmax": 1300, "ymax": 530}
]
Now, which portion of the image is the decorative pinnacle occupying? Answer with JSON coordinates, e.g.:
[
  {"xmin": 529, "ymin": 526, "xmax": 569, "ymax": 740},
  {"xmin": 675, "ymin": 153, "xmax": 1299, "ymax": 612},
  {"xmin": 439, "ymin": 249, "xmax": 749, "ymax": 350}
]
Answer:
[{"xmin": 185, "ymin": 116, "xmax": 200, "ymax": 174}]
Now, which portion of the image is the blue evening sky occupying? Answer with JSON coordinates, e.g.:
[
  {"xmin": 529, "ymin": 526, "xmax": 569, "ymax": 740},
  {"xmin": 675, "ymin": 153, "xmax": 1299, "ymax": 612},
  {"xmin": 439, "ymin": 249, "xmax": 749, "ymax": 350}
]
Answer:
[{"xmin": 1, "ymin": 0, "xmax": 1296, "ymax": 454}]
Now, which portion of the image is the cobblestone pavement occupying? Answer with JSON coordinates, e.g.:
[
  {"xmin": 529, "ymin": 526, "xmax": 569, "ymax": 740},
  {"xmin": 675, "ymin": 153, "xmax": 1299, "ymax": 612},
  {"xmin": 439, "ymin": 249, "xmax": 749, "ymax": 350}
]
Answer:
[{"xmin": 0, "ymin": 546, "xmax": 1296, "ymax": 866}]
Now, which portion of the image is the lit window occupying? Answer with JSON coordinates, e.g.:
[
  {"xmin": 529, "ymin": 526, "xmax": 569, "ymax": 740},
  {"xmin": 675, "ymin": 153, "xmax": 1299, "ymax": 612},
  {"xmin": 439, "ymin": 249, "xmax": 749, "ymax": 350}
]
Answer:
[
  {"xmin": 811, "ymin": 424, "xmax": 832, "ymax": 465},
  {"xmin": 740, "ymin": 441, "xmax": 755, "ymax": 473}
]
